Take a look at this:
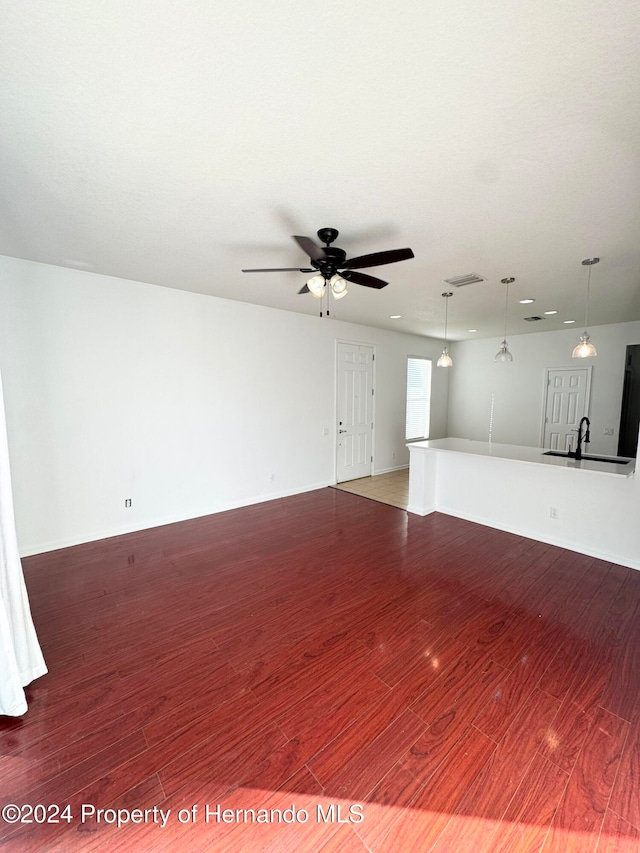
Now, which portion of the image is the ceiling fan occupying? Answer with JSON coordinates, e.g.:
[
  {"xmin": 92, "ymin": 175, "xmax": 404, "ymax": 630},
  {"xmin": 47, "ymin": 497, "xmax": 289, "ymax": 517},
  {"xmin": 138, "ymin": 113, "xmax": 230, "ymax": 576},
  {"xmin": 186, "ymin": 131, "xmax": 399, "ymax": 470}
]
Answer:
[{"xmin": 242, "ymin": 228, "xmax": 415, "ymax": 306}]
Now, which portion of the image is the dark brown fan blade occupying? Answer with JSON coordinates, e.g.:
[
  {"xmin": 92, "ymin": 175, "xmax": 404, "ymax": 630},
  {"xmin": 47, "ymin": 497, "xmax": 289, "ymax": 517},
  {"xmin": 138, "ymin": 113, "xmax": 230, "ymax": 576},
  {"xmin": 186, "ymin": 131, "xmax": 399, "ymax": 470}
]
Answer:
[
  {"xmin": 298, "ymin": 283, "xmax": 310, "ymax": 294},
  {"xmin": 342, "ymin": 270, "xmax": 388, "ymax": 289},
  {"xmin": 292, "ymin": 235, "xmax": 327, "ymax": 262},
  {"xmin": 343, "ymin": 247, "xmax": 414, "ymax": 270},
  {"xmin": 242, "ymin": 267, "xmax": 314, "ymax": 272}
]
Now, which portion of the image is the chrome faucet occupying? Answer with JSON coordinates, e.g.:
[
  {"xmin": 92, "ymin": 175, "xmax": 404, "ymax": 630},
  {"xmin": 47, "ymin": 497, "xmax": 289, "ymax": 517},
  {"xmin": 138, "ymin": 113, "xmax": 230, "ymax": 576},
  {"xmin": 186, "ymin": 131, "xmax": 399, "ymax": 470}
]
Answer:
[{"xmin": 568, "ymin": 416, "xmax": 591, "ymax": 460}]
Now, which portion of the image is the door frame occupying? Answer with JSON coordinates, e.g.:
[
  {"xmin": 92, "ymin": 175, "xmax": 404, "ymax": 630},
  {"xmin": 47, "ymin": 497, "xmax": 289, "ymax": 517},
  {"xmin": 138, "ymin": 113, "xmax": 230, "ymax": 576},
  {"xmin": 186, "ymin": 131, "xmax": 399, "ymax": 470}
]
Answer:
[
  {"xmin": 334, "ymin": 338, "xmax": 376, "ymax": 484},
  {"xmin": 618, "ymin": 344, "xmax": 640, "ymax": 457},
  {"xmin": 539, "ymin": 365, "xmax": 592, "ymax": 448}
]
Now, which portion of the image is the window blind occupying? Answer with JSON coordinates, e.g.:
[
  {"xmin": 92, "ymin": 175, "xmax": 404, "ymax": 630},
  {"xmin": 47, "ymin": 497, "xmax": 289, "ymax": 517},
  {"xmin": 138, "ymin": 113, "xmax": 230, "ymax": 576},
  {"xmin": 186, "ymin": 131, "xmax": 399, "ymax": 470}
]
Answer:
[{"xmin": 406, "ymin": 357, "xmax": 432, "ymax": 441}]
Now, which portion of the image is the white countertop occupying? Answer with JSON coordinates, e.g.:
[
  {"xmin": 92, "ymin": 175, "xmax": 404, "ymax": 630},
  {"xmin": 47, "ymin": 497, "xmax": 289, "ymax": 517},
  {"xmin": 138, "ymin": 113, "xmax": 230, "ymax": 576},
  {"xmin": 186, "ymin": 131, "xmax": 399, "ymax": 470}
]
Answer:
[{"xmin": 408, "ymin": 437, "xmax": 635, "ymax": 478}]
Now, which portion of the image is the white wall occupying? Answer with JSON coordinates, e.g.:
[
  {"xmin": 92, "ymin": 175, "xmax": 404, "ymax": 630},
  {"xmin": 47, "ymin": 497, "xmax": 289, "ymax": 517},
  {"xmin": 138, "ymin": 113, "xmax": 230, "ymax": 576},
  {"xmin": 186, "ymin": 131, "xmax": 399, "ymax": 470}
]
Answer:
[
  {"xmin": 447, "ymin": 322, "xmax": 640, "ymax": 455},
  {"xmin": 0, "ymin": 256, "xmax": 449, "ymax": 555}
]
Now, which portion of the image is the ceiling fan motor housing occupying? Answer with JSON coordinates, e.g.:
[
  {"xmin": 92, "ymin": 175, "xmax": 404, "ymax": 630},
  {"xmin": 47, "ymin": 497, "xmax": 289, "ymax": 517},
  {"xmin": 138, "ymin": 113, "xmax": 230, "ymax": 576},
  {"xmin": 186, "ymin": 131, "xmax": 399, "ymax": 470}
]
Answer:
[
  {"xmin": 313, "ymin": 245, "xmax": 347, "ymax": 278},
  {"xmin": 317, "ymin": 227, "xmax": 339, "ymax": 246}
]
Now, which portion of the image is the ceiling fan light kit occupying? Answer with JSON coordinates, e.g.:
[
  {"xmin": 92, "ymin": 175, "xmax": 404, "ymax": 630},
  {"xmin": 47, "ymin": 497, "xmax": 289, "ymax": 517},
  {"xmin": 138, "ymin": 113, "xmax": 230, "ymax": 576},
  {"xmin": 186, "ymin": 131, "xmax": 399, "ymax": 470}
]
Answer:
[
  {"xmin": 572, "ymin": 258, "xmax": 599, "ymax": 358},
  {"xmin": 242, "ymin": 228, "xmax": 414, "ymax": 315}
]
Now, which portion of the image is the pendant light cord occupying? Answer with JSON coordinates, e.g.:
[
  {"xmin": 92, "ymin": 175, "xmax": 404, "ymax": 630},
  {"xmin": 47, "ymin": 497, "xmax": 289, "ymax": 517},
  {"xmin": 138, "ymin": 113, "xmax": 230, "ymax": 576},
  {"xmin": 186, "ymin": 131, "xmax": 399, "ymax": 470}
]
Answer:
[
  {"xmin": 503, "ymin": 281, "xmax": 509, "ymax": 339},
  {"xmin": 444, "ymin": 295, "xmax": 449, "ymax": 345},
  {"xmin": 584, "ymin": 264, "xmax": 591, "ymax": 328}
]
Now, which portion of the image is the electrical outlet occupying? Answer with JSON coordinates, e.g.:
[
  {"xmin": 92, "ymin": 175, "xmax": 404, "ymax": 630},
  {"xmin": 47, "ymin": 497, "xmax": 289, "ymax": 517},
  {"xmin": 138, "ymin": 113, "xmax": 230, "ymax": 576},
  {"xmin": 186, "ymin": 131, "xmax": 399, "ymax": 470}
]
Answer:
[
  {"xmin": 549, "ymin": 506, "xmax": 559, "ymax": 519},
  {"xmin": 604, "ymin": 427, "xmax": 614, "ymax": 436},
  {"xmin": 125, "ymin": 498, "xmax": 132, "ymax": 508},
  {"xmin": 322, "ymin": 427, "xmax": 329, "ymax": 435}
]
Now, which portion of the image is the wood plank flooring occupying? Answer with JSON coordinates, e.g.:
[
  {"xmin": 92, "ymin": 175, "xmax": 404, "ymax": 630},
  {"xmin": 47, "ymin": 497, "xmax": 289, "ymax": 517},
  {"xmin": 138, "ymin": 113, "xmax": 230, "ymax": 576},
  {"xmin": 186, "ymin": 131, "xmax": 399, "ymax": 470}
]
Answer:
[{"xmin": 1, "ymin": 487, "xmax": 639, "ymax": 852}]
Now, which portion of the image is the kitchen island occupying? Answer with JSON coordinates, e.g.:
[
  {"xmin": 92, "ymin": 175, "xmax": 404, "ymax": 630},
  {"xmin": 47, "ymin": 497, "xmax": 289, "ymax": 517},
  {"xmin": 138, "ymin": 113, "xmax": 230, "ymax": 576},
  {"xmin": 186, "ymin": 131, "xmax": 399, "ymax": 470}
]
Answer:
[{"xmin": 407, "ymin": 438, "xmax": 639, "ymax": 570}]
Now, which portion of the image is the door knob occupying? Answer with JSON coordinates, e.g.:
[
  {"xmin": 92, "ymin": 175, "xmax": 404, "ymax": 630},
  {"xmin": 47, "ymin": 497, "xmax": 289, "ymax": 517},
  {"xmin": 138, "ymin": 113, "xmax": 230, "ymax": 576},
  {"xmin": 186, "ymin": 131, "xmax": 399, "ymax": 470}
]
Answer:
[{"xmin": 338, "ymin": 429, "xmax": 347, "ymax": 433}]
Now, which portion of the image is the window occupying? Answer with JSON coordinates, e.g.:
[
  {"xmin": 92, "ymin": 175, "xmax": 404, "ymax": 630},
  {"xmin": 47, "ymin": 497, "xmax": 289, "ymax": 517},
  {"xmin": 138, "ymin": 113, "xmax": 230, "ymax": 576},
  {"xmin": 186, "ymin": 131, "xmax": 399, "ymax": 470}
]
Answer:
[{"xmin": 405, "ymin": 357, "xmax": 432, "ymax": 441}]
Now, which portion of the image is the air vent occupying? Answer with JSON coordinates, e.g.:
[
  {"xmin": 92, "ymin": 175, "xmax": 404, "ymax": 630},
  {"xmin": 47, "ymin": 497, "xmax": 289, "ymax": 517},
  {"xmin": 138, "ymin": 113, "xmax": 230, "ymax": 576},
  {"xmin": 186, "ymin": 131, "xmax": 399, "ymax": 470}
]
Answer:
[
  {"xmin": 524, "ymin": 316, "xmax": 545, "ymax": 322},
  {"xmin": 442, "ymin": 273, "xmax": 486, "ymax": 287}
]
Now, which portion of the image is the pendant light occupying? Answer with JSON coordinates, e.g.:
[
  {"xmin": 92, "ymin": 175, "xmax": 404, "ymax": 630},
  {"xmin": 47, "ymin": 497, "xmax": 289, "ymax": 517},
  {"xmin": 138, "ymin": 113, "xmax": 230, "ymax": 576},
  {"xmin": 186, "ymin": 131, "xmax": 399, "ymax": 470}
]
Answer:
[
  {"xmin": 572, "ymin": 258, "xmax": 599, "ymax": 358},
  {"xmin": 495, "ymin": 277, "xmax": 514, "ymax": 363},
  {"xmin": 437, "ymin": 292, "xmax": 453, "ymax": 367}
]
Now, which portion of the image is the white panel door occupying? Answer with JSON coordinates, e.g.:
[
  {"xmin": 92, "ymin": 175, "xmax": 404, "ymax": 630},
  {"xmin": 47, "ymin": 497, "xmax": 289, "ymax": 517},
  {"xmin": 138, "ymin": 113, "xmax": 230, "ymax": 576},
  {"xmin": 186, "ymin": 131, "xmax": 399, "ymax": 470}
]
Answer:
[
  {"xmin": 336, "ymin": 342, "xmax": 374, "ymax": 482},
  {"xmin": 542, "ymin": 367, "xmax": 592, "ymax": 450}
]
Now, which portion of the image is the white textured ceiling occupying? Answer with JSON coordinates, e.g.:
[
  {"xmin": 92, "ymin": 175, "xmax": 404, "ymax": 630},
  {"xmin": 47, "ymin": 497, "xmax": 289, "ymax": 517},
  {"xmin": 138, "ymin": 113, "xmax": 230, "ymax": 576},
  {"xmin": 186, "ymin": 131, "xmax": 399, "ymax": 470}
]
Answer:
[{"xmin": 1, "ymin": 0, "xmax": 640, "ymax": 341}]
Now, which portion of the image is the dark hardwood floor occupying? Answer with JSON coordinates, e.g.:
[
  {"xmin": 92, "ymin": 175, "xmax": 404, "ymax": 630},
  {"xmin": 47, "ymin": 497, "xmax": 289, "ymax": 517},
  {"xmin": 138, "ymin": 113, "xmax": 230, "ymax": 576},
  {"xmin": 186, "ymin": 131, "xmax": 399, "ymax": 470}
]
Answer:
[{"xmin": 1, "ymin": 488, "xmax": 640, "ymax": 852}]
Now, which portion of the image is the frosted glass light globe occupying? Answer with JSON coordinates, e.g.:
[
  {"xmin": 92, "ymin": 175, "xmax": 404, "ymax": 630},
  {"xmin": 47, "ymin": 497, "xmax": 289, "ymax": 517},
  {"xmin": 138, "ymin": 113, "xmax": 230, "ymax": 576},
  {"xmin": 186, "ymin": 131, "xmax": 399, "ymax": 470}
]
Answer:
[{"xmin": 307, "ymin": 275, "xmax": 326, "ymax": 299}]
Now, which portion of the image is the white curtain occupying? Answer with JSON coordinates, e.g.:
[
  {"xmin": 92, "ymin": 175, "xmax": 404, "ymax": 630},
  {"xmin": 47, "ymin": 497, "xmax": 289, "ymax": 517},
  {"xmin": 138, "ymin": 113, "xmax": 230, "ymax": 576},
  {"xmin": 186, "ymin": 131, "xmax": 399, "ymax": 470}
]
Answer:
[{"xmin": 0, "ymin": 368, "xmax": 47, "ymax": 716}]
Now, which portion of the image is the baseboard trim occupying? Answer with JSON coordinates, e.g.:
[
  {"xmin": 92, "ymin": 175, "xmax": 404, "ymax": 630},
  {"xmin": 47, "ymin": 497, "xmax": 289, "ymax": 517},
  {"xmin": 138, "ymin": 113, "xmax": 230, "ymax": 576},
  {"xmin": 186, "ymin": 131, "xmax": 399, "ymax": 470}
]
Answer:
[
  {"xmin": 373, "ymin": 464, "xmax": 409, "ymax": 476},
  {"xmin": 436, "ymin": 505, "xmax": 640, "ymax": 572},
  {"xmin": 406, "ymin": 503, "xmax": 435, "ymax": 517},
  {"xmin": 19, "ymin": 480, "xmax": 334, "ymax": 557}
]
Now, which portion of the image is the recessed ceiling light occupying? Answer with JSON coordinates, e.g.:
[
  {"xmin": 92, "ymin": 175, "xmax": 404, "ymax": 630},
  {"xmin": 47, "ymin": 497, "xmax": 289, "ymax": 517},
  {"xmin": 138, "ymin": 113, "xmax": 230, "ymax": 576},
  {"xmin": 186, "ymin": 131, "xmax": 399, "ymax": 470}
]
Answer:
[
  {"xmin": 519, "ymin": 298, "xmax": 535, "ymax": 304},
  {"xmin": 389, "ymin": 314, "xmax": 401, "ymax": 319},
  {"xmin": 564, "ymin": 319, "xmax": 576, "ymax": 324},
  {"xmin": 467, "ymin": 329, "xmax": 478, "ymax": 333},
  {"xmin": 544, "ymin": 310, "xmax": 558, "ymax": 315}
]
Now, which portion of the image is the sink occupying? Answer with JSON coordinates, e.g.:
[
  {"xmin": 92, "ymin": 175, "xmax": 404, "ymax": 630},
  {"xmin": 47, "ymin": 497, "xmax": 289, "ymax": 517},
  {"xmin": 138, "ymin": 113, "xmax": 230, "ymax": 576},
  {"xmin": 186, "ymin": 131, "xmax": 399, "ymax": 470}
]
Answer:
[{"xmin": 542, "ymin": 450, "xmax": 631, "ymax": 465}]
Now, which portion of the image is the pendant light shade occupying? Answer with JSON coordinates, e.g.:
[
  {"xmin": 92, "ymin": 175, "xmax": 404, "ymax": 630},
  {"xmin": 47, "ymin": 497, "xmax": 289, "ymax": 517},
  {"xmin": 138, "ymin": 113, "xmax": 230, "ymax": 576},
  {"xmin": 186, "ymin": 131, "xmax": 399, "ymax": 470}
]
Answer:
[
  {"xmin": 437, "ymin": 292, "xmax": 453, "ymax": 367},
  {"xmin": 572, "ymin": 332, "xmax": 597, "ymax": 358},
  {"xmin": 495, "ymin": 341, "xmax": 513, "ymax": 363},
  {"xmin": 495, "ymin": 277, "xmax": 514, "ymax": 363},
  {"xmin": 572, "ymin": 258, "xmax": 599, "ymax": 358},
  {"xmin": 437, "ymin": 347, "xmax": 453, "ymax": 368}
]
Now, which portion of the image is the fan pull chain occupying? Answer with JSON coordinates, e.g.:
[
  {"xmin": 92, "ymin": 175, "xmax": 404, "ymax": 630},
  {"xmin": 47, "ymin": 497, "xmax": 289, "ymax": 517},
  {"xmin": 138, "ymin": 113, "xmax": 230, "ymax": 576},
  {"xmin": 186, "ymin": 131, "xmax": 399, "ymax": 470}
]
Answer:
[{"xmin": 322, "ymin": 281, "xmax": 329, "ymax": 317}]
